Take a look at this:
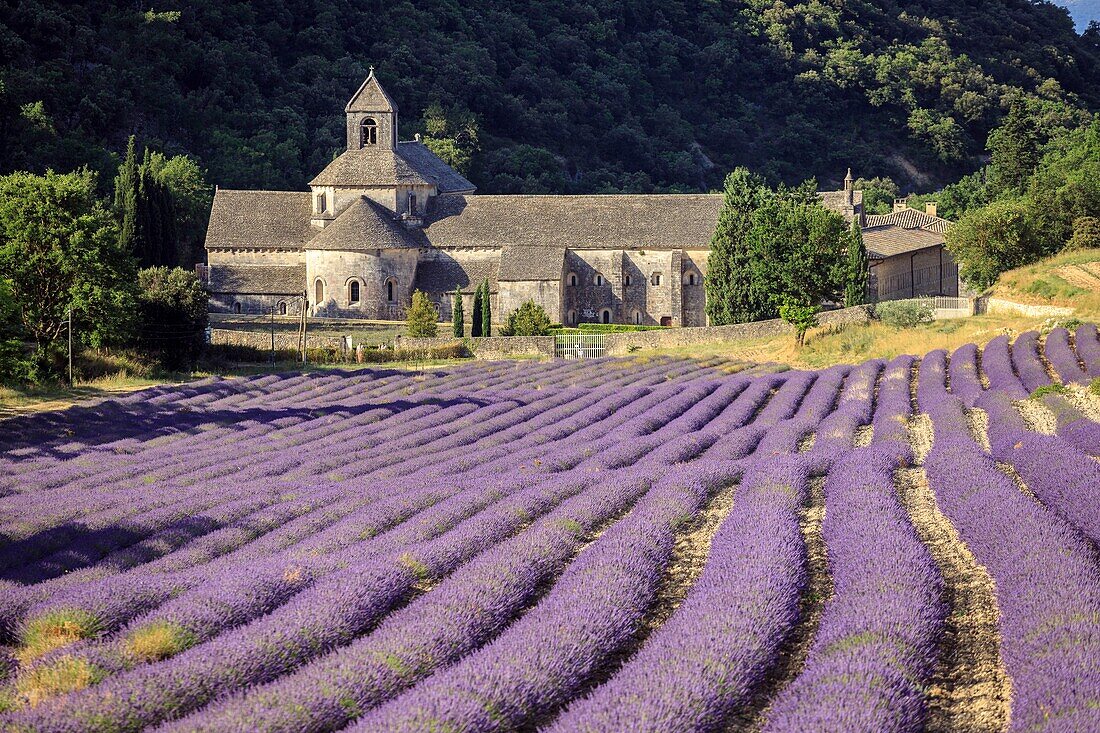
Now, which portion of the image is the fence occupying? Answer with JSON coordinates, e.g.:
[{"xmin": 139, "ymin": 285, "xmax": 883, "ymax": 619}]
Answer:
[
  {"xmin": 931, "ymin": 296, "xmax": 972, "ymax": 319},
  {"xmin": 554, "ymin": 333, "xmax": 606, "ymax": 359}
]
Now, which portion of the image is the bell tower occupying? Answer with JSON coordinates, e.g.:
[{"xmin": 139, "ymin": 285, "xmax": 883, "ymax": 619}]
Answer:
[{"xmin": 345, "ymin": 67, "xmax": 398, "ymax": 151}]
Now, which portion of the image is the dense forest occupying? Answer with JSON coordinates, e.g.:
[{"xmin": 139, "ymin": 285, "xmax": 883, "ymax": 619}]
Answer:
[{"xmin": 2, "ymin": 0, "xmax": 1099, "ymax": 199}]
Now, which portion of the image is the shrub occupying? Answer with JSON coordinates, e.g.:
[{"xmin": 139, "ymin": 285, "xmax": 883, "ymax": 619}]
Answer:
[
  {"xmin": 875, "ymin": 299, "xmax": 935, "ymax": 328},
  {"xmin": 502, "ymin": 301, "xmax": 552, "ymax": 336},
  {"xmin": 135, "ymin": 266, "xmax": 208, "ymax": 371},
  {"xmin": 778, "ymin": 301, "xmax": 819, "ymax": 346},
  {"xmin": 406, "ymin": 290, "xmax": 439, "ymax": 338},
  {"xmin": 1029, "ymin": 383, "xmax": 1068, "ymax": 400},
  {"xmin": 1066, "ymin": 216, "xmax": 1100, "ymax": 251}
]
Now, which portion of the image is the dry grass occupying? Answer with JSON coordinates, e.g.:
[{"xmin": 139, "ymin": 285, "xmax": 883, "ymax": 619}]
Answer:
[
  {"xmin": 17, "ymin": 609, "xmax": 101, "ymax": 664},
  {"xmin": 992, "ymin": 247, "xmax": 1100, "ymax": 318},
  {"xmin": 13, "ymin": 656, "xmax": 106, "ymax": 708},
  {"xmin": 123, "ymin": 621, "xmax": 197, "ymax": 663}
]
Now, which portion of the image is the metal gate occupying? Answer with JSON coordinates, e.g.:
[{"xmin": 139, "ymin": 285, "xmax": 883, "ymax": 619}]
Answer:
[{"xmin": 554, "ymin": 334, "xmax": 606, "ymax": 359}]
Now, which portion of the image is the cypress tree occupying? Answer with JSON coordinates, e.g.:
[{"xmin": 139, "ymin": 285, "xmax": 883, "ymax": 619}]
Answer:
[
  {"xmin": 452, "ymin": 287, "xmax": 464, "ymax": 337},
  {"xmin": 988, "ymin": 101, "xmax": 1041, "ymax": 195},
  {"xmin": 114, "ymin": 136, "xmax": 139, "ymax": 256},
  {"xmin": 480, "ymin": 279, "xmax": 491, "ymax": 336},
  {"xmin": 844, "ymin": 220, "xmax": 869, "ymax": 306},
  {"xmin": 704, "ymin": 168, "xmax": 772, "ymax": 325},
  {"xmin": 470, "ymin": 283, "xmax": 483, "ymax": 337}
]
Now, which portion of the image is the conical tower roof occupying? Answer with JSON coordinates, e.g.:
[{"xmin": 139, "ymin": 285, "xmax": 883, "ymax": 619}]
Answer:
[{"xmin": 345, "ymin": 67, "xmax": 397, "ymax": 113}]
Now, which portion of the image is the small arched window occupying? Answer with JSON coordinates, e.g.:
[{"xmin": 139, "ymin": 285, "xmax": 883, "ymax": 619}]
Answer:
[
  {"xmin": 233, "ymin": 302, "xmax": 242, "ymax": 314},
  {"xmin": 408, "ymin": 192, "xmax": 417, "ymax": 214},
  {"xmin": 278, "ymin": 301, "xmax": 288, "ymax": 315},
  {"xmin": 651, "ymin": 272, "xmax": 662, "ymax": 287},
  {"xmin": 568, "ymin": 310, "xmax": 577, "ymax": 325},
  {"xmin": 685, "ymin": 271, "xmax": 698, "ymax": 286},
  {"xmin": 601, "ymin": 309, "xmax": 611, "ymax": 324},
  {"xmin": 568, "ymin": 273, "xmax": 577, "ymax": 287},
  {"xmin": 386, "ymin": 278, "xmax": 396, "ymax": 303},
  {"xmin": 624, "ymin": 274, "xmax": 632, "ymax": 286},
  {"xmin": 360, "ymin": 117, "xmax": 378, "ymax": 147},
  {"xmin": 349, "ymin": 281, "xmax": 360, "ymax": 303},
  {"xmin": 315, "ymin": 279, "xmax": 324, "ymax": 303},
  {"xmin": 595, "ymin": 274, "xmax": 604, "ymax": 286},
  {"xmin": 633, "ymin": 310, "xmax": 642, "ymax": 325}
]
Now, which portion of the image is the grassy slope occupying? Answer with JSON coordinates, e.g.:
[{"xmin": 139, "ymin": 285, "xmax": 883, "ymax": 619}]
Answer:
[{"xmin": 989, "ymin": 247, "xmax": 1100, "ymax": 317}]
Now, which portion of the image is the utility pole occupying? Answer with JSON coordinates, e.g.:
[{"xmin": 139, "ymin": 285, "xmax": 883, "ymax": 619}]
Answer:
[
  {"xmin": 67, "ymin": 307, "xmax": 73, "ymax": 386},
  {"xmin": 270, "ymin": 304, "xmax": 276, "ymax": 368},
  {"xmin": 301, "ymin": 290, "xmax": 309, "ymax": 364}
]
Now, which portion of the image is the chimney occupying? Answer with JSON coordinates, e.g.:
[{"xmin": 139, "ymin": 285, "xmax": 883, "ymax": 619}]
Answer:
[
  {"xmin": 844, "ymin": 168, "xmax": 854, "ymax": 205},
  {"xmin": 926, "ymin": 202, "xmax": 937, "ymax": 218},
  {"xmin": 893, "ymin": 198, "xmax": 908, "ymax": 213}
]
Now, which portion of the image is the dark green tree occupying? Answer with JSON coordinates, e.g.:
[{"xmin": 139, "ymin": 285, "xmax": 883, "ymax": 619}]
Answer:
[
  {"xmin": 503, "ymin": 301, "xmax": 552, "ymax": 336},
  {"xmin": 779, "ymin": 300, "xmax": 820, "ymax": 347},
  {"xmin": 452, "ymin": 287, "xmax": 464, "ymax": 337},
  {"xmin": 988, "ymin": 102, "xmax": 1042, "ymax": 196},
  {"xmin": 470, "ymin": 284, "xmax": 483, "ymax": 337},
  {"xmin": 114, "ymin": 137, "xmax": 179, "ymax": 269},
  {"xmin": 0, "ymin": 169, "xmax": 137, "ymax": 379},
  {"xmin": 480, "ymin": 279, "xmax": 492, "ymax": 336},
  {"xmin": 704, "ymin": 168, "xmax": 772, "ymax": 325},
  {"xmin": 136, "ymin": 266, "xmax": 208, "ymax": 370},
  {"xmin": 844, "ymin": 221, "xmax": 869, "ymax": 306},
  {"xmin": 145, "ymin": 152, "xmax": 213, "ymax": 267}
]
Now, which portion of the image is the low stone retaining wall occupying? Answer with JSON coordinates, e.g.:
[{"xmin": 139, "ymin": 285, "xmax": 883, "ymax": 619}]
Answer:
[
  {"xmin": 978, "ymin": 297, "xmax": 1075, "ymax": 318},
  {"xmin": 210, "ymin": 328, "xmax": 348, "ymax": 351},
  {"xmin": 395, "ymin": 335, "xmax": 555, "ymax": 359}
]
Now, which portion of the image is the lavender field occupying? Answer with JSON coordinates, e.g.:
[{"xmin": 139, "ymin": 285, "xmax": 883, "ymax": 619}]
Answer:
[{"xmin": 2, "ymin": 326, "xmax": 1100, "ymax": 732}]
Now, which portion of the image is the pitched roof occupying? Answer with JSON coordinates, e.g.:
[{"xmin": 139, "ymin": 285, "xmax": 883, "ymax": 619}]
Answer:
[
  {"xmin": 345, "ymin": 70, "xmax": 397, "ymax": 113},
  {"xmin": 309, "ymin": 147, "xmax": 434, "ymax": 188},
  {"xmin": 864, "ymin": 208, "xmax": 950, "ymax": 233},
  {"xmin": 307, "ymin": 197, "xmax": 419, "ymax": 251},
  {"xmin": 207, "ymin": 264, "xmax": 305, "ymax": 295},
  {"xmin": 423, "ymin": 194, "xmax": 724, "ymax": 250},
  {"xmin": 205, "ymin": 191, "xmax": 314, "ymax": 250},
  {"xmin": 413, "ymin": 255, "xmax": 499, "ymax": 295},
  {"xmin": 820, "ymin": 189, "xmax": 863, "ymax": 212},
  {"xmin": 499, "ymin": 245, "xmax": 565, "ymax": 281},
  {"xmin": 397, "ymin": 142, "xmax": 476, "ymax": 193},
  {"xmin": 862, "ymin": 225, "xmax": 945, "ymax": 259}
]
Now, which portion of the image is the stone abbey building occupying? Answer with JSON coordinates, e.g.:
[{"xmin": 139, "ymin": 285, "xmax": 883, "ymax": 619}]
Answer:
[{"xmin": 205, "ymin": 71, "xmax": 959, "ymax": 326}]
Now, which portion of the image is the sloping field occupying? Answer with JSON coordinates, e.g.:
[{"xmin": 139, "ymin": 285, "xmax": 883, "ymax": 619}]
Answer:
[
  {"xmin": 992, "ymin": 247, "xmax": 1100, "ymax": 317},
  {"xmin": 1, "ymin": 327, "xmax": 1100, "ymax": 732}
]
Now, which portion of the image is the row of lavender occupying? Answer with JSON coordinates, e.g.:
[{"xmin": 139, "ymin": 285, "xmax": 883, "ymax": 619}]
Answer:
[{"xmin": 1, "ymin": 324, "xmax": 1099, "ymax": 731}]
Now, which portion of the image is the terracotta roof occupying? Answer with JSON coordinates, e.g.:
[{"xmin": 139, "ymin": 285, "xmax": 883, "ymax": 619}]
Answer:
[
  {"xmin": 309, "ymin": 146, "xmax": 434, "ymax": 188},
  {"xmin": 397, "ymin": 142, "xmax": 476, "ymax": 193},
  {"xmin": 864, "ymin": 208, "xmax": 950, "ymax": 233},
  {"xmin": 345, "ymin": 70, "xmax": 397, "ymax": 113},
  {"xmin": 499, "ymin": 245, "xmax": 566, "ymax": 281},
  {"xmin": 414, "ymin": 255, "xmax": 499, "ymax": 295},
  {"xmin": 862, "ymin": 225, "xmax": 945, "ymax": 259},
  {"xmin": 423, "ymin": 194, "xmax": 724, "ymax": 250},
  {"xmin": 307, "ymin": 197, "xmax": 419, "ymax": 251},
  {"xmin": 205, "ymin": 191, "xmax": 314, "ymax": 250},
  {"xmin": 207, "ymin": 264, "xmax": 305, "ymax": 295}
]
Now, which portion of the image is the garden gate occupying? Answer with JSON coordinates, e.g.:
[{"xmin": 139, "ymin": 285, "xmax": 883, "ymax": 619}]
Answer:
[{"xmin": 554, "ymin": 334, "xmax": 606, "ymax": 359}]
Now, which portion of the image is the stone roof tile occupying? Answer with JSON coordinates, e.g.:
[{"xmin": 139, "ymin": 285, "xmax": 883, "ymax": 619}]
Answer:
[
  {"xmin": 307, "ymin": 197, "xmax": 420, "ymax": 251},
  {"xmin": 499, "ymin": 245, "xmax": 565, "ymax": 281},
  {"xmin": 207, "ymin": 264, "xmax": 305, "ymax": 295},
  {"xmin": 862, "ymin": 225, "xmax": 945, "ymax": 259},
  {"xmin": 864, "ymin": 208, "xmax": 951, "ymax": 233},
  {"xmin": 205, "ymin": 191, "xmax": 313, "ymax": 250},
  {"xmin": 397, "ymin": 141, "xmax": 476, "ymax": 193},
  {"xmin": 414, "ymin": 256, "xmax": 499, "ymax": 296},
  {"xmin": 309, "ymin": 147, "xmax": 433, "ymax": 188}
]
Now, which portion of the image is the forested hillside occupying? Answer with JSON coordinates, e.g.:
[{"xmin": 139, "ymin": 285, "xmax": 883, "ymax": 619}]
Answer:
[{"xmin": 2, "ymin": 0, "xmax": 1098, "ymax": 195}]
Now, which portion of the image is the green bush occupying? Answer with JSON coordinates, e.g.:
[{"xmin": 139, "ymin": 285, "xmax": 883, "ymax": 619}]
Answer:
[
  {"xmin": 501, "ymin": 301, "xmax": 553, "ymax": 336},
  {"xmin": 406, "ymin": 290, "xmax": 439, "ymax": 338},
  {"xmin": 875, "ymin": 299, "xmax": 935, "ymax": 328}
]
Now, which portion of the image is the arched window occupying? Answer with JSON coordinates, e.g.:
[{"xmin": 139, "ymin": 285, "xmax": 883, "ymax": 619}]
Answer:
[
  {"xmin": 568, "ymin": 310, "xmax": 577, "ymax": 325},
  {"xmin": 601, "ymin": 309, "xmax": 611, "ymax": 324},
  {"xmin": 633, "ymin": 310, "xmax": 642, "ymax": 325},
  {"xmin": 360, "ymin": 117, "xmax": 378, "ymax": 147},
  {"xmin": 568, "ymin": 273, "xmax": 577, "ymax": 287},
  {"xmin": 624, "ymin": 274, "xmax": 632, "ymax": 286},
  {"xmin": 684, "ymin": 271, "xmax": 698, "ymax": 286},
  {"xmin": 278, "ymin": 301, "xmax": 288, "ymax": 315},
  {"xmin": 386, "ymin": 278, "xmax": 396, "ymax": 303},
  {"xmin": 315, "ymin": 279, "xmax": 324, "ymax": 303},
  {"xmin": 233, "ymin": 302, "xmax": 241, "ymax": 314},
  {"xmin": 651, "ymin": 272, "xmax": 662, "ymax": 287},
  {"xmin": 595, "ymin": 274, "xmax": 604, "ymax": 286},
  {"xmin": 349, "ymin": 281, "xmax": 360, "ymax": 304},
  {"xmin": 407, "ymin": 192, "xmax": 417, "ymax": 214}
]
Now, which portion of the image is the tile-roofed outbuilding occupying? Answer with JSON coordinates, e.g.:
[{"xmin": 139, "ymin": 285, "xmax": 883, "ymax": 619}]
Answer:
[
  {"xmin": 207, "ymin": 264, "xmax": 305, "ymax": 295},
  {"xmin": 309, "ymin": 147, "xmax": 434, "ymax": 188},
  {"xmin": 397, "ymin": 141, "xmax": 476, "ymax": 193},
  {"xmin": 498, "ymin": 245, "xmax": 566, "ymax": 281},
  {"xmin": 205, "ymin": 191, "xmax": 313, "ymax": 250},
  {"xmin": 414, "ymin": 256, "xmax": 499, "ymax": 295},
  {"xmin": 864, "ymin": 208, "xmax": 950, "ymax": 233},
  {"xmin": 861, "ymin": 225, "xmax": 946, "ymax": 259},
  {"xmin": 422, "ymin": 194, "xmax": 724, "ymax": 250},
  {"xmin": 307, "ymin": 197, "xmax": 420, "ymax": 251}
]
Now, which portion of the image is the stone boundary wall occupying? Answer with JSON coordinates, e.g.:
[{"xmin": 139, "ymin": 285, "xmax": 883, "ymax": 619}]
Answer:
[
  {"xmin": 210, "ymin": 328, "xmax": 348, "ymax": 352},
  {"xmin": 600, "ymin": 304, "xmax": 872, "ymax": 355},
  {"xmin": 978, "ymin": 297, "xmax": 1075, "ymax": 318},
  {"xmin": 395, "ymin": 335, "xmax": 555, "ymax": 359}
]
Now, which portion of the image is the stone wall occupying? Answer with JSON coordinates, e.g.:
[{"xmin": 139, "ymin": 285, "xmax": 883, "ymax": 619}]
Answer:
[
  {"xmin": 210, "ymin": 328, "xmax": 348, "ymax": 351},
  {"xmin": 395, "ymin": 334, "xmax": 556, "ymax": 359},
  {"xmin": 979, "ymin": 297, "xmax": 1075, "ymax": 318},
  {"xmin": 305, "ymin": 248, "xmax": 416, "ymax": 319},
  {"xmin": 209, "ymin": 294, "xmax": 306, "ymax": 317}
]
